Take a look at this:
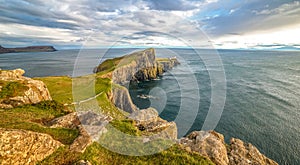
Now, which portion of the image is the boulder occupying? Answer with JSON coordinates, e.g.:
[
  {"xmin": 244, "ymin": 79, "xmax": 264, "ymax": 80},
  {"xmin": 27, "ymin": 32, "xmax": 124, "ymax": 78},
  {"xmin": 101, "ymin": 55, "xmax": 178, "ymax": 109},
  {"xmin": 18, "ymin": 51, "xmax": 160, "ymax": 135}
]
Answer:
[
  {"xmin": 0, "ymin": 69, "xmax": 52, "ymax": 108},
  {"xmin": 129, "ymin": 108, "xmax": 177, "ymax": 140},
  {"xmin": 228, "ymin": 138, "xmax": 278, "ymax": 165},
  {"xmin": 48, "ymin": 111, "xmax": 112, "ymax": 153},
  {"xmin": 180, "ymin": 131, "xmax": 229, "ymax": 165},
  {"xmin": 0, "ymin": 128, "xmax": 63, "ymax": 165}
]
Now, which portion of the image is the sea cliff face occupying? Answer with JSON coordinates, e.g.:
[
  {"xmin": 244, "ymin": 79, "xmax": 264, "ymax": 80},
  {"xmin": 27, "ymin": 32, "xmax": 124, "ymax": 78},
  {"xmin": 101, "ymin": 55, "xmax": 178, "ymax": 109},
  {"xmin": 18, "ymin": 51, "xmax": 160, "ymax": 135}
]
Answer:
[{"xmin": 96, "ymin": 48, "xmax": 179, "ymax": 114}]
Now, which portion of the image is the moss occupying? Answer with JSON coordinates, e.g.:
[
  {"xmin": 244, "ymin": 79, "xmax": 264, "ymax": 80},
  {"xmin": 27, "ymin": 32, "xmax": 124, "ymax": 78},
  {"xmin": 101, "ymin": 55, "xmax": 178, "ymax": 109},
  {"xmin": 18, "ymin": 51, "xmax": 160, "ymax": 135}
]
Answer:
[
  {"xmin": 0, "ymin": 81, "xmax": 29, "ymax": 99},
  {"xmin": 110, "ymin": 119, "xmax": 141, "ymax": 136},
  {"xmin": 38, "ymin": 146, "xmax": 81, "ymax": 165}
]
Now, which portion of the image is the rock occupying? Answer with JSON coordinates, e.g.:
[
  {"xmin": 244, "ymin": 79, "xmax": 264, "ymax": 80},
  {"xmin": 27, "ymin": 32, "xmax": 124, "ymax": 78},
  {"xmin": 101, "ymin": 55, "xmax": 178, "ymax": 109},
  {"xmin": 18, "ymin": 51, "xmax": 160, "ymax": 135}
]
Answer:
[
  {"xmin": 48, "ymin": 111, "xmax": 112, "ymax": 153},
  {"xmin": 74, "ymin": 160, "xmax": 92, "ymax": 165},
  {"xmin": 129, "ymin": 108, "xmax": 177, "ymax": 140},
  {"xmin": 48, "ymin": 112, "xmax": 80, "ymax": 129},
  {"xmin": 180, "ymin": 131, "xmax": 229, "ymax": 165},
  {"xmin": 0, "ymin": 69, "xmax": 52, "ymax": 108},
  {"xmin": 111, "ymin": 85, "xmax": 137, "ymax": 113},
  {"xmin": 228, "ymin": 138, "xmax": 278, "ymax": 165},
  {"xmin": 110, "ymin": 48, "xmax": 157, "ymax": 84},
  {"xmin": 0, "ymin": 128, "xmax": 63, "ymax": 165}
]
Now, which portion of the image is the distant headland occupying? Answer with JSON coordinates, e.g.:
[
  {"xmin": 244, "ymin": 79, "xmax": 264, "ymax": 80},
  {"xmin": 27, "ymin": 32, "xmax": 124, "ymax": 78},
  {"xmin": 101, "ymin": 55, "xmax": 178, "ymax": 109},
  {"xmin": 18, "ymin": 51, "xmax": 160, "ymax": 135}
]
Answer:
[{"xmin": 0, "ymin": 45, "xmax": 56, "ymax": 54}]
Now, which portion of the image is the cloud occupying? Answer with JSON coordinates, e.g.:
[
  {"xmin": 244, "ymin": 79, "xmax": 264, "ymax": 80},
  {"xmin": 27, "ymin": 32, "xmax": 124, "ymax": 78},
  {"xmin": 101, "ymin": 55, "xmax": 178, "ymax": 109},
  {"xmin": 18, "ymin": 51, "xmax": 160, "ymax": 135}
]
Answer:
[{"xmin": 0, "ymin": 0, "xmax": 299, "ymax": 49}]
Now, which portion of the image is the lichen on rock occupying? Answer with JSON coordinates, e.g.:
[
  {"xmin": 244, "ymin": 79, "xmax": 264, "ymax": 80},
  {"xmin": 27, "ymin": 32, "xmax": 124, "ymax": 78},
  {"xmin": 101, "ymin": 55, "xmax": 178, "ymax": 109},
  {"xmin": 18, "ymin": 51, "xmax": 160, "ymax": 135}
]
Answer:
[
  {"xmin": 0, "ymin": 69, "xmax": 52, "ymax": 108},
  {"xmin": 0, "ymin": 128, "xmax": 63, "ymax": 165}
]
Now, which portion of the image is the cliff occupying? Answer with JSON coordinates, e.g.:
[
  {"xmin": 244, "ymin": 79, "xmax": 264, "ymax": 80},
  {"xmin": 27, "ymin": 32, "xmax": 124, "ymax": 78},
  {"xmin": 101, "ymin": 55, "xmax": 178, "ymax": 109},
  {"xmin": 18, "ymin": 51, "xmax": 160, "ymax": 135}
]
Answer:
[
  {"xmin": 0, "ymin": 69, "xmax": 52, "ymax": 108},
  {"xmin": 95, "ymin": 48, "xmax": 179, "ymax": 84},
  {"xmin": 0, "ymin": 45, "xmax": 56, "ymax": 54},
  {"xmin": 96, "ymin": 48, "xmax": 179, "ymax": 113}
]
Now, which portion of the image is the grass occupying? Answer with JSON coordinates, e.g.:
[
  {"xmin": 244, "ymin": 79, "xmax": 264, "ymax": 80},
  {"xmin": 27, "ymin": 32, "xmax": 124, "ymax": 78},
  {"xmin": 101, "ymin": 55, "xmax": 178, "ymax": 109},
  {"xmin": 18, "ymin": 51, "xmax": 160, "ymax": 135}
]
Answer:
[
  {"xmin": 35, "ymin": 76, "xmax": 73, "ymax": 105},
  {"xmin": 79, "ymin": 142, "xmax": 214, "ymax": 165},
  {"xmin": 0, "ymin": 102, "xmax": 79, "ymax": 144},
  {"xmin": 0, "ymin": 80, "xmax": 29, "ymax": 99},
  {"xmin": 40, "ymin": 119, "xmax": 214, "ymax": 165}
]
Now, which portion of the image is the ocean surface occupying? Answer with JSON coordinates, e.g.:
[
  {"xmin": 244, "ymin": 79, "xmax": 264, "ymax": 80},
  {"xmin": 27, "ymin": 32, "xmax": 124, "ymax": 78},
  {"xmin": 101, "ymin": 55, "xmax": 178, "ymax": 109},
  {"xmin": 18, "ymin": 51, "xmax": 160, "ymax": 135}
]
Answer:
[{"xmin": 0, "ymin": 49, "xmax": 299, "ymax": 164}]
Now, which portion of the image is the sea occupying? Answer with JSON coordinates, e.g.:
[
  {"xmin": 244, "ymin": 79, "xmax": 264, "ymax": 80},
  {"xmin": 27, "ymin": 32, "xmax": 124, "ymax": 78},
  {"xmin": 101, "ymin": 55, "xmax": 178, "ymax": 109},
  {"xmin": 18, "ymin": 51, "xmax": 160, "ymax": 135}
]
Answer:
[{"xmin": 0, "ymin": 48, "xmax": 299, "ymax": 165}]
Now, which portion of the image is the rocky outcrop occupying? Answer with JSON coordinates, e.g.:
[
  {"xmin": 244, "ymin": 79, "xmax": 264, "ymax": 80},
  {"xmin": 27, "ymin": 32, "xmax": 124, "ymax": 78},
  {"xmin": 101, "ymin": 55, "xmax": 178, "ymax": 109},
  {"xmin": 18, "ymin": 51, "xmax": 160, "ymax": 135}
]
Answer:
[
  {"xmin": 180, "ymin": 131, "xmax": 229, "ymax": 165},
  {"xmin": 129, "ymin": 108, "xmax": 177, "ymax": 140},
  {"xmin": 228, "ymin": 138, "xmax": 278, "ymax": 165},
  {"xmin": 0, "ymin": 69, "xmax": 52, "ymax": 108},
  {"xmin": 0, "ymin": 45, "xmax": 56, "ymax": 54},
  {"xmin": 48, "ymin": 111, "xmax": 112, "ymax": 153},
  {"xmin": 111, "ymin": 85, "xmax": 137, "ymax": 113},
  {"xmin": 180, "ymin": 131, "xmax": 278, "ymax": 165},
  {"xmin": 0, "ymin": 128, "xmax": 63, "ymax": 165}
]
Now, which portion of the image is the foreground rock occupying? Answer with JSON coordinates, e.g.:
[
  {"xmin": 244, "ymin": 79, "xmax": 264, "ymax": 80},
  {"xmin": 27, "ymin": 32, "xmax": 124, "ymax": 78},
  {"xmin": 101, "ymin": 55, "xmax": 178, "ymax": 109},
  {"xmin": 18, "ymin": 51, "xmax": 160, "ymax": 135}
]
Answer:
[
  {"xmin": 180, "ymin": 131, "xmax": 229, "ymax": 165},
  {"xmin": 0, "ymin": 128, "xmax": 63, "ymax": 165},
  {"xmin": 228, "ymin": 138, "xmax": 278, "ymax": 165},
  {"xmin": 0, "ymin": 69, "xmax": 52, "ymax": 108},
  {"xmin": 129, "ymin": 107, "xmax": 177, "ymax": 140},
  {"xmin": 180, "ymin": 131, "xmax": 278, "ymax": 165},
  {"xmin": 48, "ymin": 111, "xmax": 112, "ymax": 153}
]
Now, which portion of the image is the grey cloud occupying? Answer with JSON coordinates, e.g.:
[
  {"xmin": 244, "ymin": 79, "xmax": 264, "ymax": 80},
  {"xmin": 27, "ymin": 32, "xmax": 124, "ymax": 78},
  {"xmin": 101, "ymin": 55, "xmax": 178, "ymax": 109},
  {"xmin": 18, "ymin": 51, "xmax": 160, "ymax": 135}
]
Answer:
[{"xmin": 145, "ymin": 0, "xmax": 201, "ymax": 11}]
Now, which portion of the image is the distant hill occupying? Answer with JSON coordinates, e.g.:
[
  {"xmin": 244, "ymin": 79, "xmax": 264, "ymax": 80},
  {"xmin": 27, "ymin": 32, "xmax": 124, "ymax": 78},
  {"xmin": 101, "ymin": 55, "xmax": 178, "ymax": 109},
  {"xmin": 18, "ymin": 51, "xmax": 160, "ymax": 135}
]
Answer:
[
  {"xmin": 0, "ymin": 45, "xmax": 56, "ymax": 54},
  {"xmin": 275, "ymin": 46, "xmax": 300, "ymax": 51}
]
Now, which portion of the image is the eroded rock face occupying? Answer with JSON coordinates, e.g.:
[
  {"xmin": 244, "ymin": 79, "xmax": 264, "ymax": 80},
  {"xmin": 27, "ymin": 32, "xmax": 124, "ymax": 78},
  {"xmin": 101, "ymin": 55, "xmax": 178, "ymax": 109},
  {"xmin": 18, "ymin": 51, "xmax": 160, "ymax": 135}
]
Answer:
[
  {"xmin": 129, "ymin": 108, "xmax": 177, "ymax": 140},
  {"xmin": 228, "ymin": 138, "xmax": 278, "ymax": 165},
  {"xmin": 111, "ymin": 86, "xmax": 137, "ymax": 113},
  {"xmin": 0, "ymin": 69, "xmax": 52, "ymax": 108},
  {"xmin": 111, "ymin": 48, "xmax": 157, "ymax": 84},
  {"xmin": 180, "ymin": 131, "xmax": 229, "ymax": 165},
  {"xmin": 180, "ymin": 131, "xmax": 278, "ymax": 165},
  {"xmin": 0, "ymin": 128, "xmax": 63, "ymax": 165}
]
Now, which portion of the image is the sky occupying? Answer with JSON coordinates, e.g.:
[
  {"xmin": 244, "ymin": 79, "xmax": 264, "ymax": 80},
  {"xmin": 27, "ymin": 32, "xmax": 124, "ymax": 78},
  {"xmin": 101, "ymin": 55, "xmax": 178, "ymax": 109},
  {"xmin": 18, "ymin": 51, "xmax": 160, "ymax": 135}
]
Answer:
[{"xmin": 0, "ymin": 0, "xmax": 299, "ymax": 49}]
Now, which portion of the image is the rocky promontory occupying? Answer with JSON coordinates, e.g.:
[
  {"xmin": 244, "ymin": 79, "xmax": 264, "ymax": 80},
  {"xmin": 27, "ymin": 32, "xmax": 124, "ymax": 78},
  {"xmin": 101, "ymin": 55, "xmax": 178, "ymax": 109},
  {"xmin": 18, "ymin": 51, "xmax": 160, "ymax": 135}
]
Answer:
[{"xmin": 0, "ymin": 45, "xmax": 56, "ymax": 54}]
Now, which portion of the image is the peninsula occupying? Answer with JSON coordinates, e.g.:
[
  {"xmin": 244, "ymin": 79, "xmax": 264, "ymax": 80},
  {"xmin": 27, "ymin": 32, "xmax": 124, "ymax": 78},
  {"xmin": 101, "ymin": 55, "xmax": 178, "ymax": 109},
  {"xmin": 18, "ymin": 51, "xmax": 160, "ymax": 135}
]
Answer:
[{"xmin": 0, "ymin": 45, "xmax": 56, "ymax": 54}]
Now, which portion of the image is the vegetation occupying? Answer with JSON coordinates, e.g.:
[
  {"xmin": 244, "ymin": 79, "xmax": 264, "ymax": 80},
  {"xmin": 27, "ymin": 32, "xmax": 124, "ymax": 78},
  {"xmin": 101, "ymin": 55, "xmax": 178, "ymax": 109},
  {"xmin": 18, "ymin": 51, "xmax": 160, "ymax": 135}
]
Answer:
[
  {"xmin": 0, "ymin": 102, "xmax": 78, "ymax": 144},
  {"xmin": 80, "ymin": 143, "xmax": 214, "ymax": 165},
  {"xmin": 0, "ymin": 80, "xmax": 29, "ymax": 99},
  {"xmin": 35, "ymin": 76, "xmax": 73, "ymax": 105}
]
